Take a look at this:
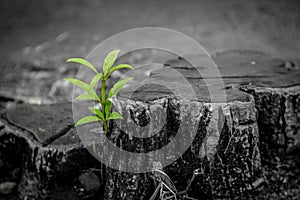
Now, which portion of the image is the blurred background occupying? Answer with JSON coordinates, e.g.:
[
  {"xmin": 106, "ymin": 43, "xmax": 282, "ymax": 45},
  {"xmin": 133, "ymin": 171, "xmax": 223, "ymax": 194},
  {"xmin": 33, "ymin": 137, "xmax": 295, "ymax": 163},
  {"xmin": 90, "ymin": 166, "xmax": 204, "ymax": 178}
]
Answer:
[
  {"xmin": 1, "ymin": 0, "xmax": 300, "ymax": 63},
  {"xmin": 0, "ymin": 0, "xmax": 299, "ymax": 104}
]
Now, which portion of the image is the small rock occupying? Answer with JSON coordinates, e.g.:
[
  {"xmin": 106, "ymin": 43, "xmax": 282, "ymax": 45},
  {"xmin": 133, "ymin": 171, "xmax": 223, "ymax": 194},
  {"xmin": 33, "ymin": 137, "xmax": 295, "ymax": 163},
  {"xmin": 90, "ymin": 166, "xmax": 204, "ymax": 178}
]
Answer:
[
  {"xmin": 78, "ymin": 171, "xmax": 101, "ymax": 192},
  {"xmin": 0, "ymin": 120, "xmax": 4, "ymax": 129},
  {"xmin": 49, "ymin": 79, "xmax": 71, "ymax": 97},
  {"xmin": 57, "ymin": 65, "xmax": 69, "ymax": 74},
  {"xmin": 22, "ymin": 46, "xmax": 32, "ymax": 55},
  {"xmin": 0, "ymin": 182, "xmax": 17, "ymax": 194},
  {"xmin": 24, "ymin": 71, "xmax": 52, "ymax": 79},
  {"xmin": 32, "ymin": 58, "xmax": 47, "ymax": 67},
  {"xmin": 279, "ymin": 61, "xmax": 297, "ymax": 70},
  {"xmin": 56, "ymin": 31, "xmax": 70, "ymax": 43},
  {"xmin": 34, "ymin": 42, "xmax": 49, "ymax": 54}
]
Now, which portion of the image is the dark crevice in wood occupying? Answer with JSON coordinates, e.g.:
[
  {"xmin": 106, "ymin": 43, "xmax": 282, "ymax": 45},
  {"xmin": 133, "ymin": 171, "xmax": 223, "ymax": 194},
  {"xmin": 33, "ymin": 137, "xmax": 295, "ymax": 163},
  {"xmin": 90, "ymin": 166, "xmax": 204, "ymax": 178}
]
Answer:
[{"xmin": 44, "ymin": 125, "xmax": 73, "ymax": 146}]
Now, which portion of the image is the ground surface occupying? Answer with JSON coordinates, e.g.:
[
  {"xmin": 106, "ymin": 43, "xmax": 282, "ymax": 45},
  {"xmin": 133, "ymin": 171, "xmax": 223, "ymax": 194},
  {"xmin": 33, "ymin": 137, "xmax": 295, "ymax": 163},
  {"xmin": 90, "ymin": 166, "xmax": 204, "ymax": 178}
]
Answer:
[
  {"xmin": 1, "ymin": 0, "xmax": 300, "ymax": 104},
  {"xmin": 1, "ymin": 0, "xmax": 300, "ymax": 65}
]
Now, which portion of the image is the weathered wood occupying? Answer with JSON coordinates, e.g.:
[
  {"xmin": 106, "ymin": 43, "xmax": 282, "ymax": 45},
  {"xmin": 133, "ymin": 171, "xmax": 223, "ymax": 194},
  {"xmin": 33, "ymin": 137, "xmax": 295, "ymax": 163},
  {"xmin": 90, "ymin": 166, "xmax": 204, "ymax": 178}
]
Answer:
[
  {"xmin": 163, "ymin": 49, "xmax": 300, "ymax": 157},
  {"xmin": 6, "ymin": 103, "xmax": 73, "ymax": 145},
  {"xmin": 0, "ymin": 49, "xmax": 299, "ymax": 199},
  {"xmin": 104, "ymin": 49, "xmax": 299, "ymax": 199},
  {"xmin": 104, "ymin": 96, "xmax": 260, "ymax": 199},
  {"xmin": 102, "ymin": 51, "xmax": 264, "ymax": 199},
  {"xmin": 0, "ymin": 104, "xmax": 104, "ymax": 199}
]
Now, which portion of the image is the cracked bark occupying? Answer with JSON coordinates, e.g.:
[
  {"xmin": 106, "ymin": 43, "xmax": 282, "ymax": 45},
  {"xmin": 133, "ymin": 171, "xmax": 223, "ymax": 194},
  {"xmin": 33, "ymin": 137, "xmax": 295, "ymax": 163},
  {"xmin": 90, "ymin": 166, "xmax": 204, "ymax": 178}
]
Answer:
[{"xmin": 0, "ymin": 49, "xmax": 299, "ymax": 199}]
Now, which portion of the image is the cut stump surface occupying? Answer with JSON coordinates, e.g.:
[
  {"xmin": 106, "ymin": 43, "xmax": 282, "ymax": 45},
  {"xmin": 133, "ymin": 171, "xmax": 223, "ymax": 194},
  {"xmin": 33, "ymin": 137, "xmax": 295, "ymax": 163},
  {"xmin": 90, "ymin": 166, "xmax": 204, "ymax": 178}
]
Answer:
[{"xmin": 0, "ymin": 49, "xmax": 299, "ymax": 199}]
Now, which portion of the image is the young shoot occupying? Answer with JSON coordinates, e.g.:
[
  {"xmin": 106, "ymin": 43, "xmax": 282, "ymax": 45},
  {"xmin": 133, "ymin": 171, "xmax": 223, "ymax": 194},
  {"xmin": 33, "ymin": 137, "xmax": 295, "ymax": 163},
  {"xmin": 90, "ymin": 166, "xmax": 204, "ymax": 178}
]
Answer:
[{"xmin": 64, "ymin": 50, "xmax": 134, "ymax": 133}]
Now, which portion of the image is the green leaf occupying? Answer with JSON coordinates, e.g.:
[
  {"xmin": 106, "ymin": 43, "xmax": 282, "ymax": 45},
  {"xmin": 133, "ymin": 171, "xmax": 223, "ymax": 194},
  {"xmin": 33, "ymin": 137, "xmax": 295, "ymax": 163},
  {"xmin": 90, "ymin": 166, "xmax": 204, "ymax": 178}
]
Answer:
[
  {"xmin": 64, "ymin": 78, "xmax": 100, "ymax": 101},
  {"xmin": 89, "ymin": 108, "xmax": 104, "ymax": 120},
  {"xmin": 103, "ymin": 50, "xmax": 120, "ymax": 75},
  {"xmin": 75, "ymin": 116, "xmax": 101, "ymax": 127},
  {"xmin": 109, "ymin": 64, "xmax": 134, "ymax": 75},
  {"xmin": 75, "ymin": 93, "xmax": 100, "ymax": 102},
  {"xmin": 108, "ymin": 77, "xmax": 133, "ymax": 98},
  {"xmin": 67, "ymin": 58, "xmax": 98, "ymax": 73},
  {"xmin": 104, "ymin": 100, "xmax": 112, "ymax": 119},
  {"xmin": 64, "ymin": 78, "xmax": 90, "ymax": 92},
  {"xmin": 90, "ymin": 73, "xmax": 102, "ymax": 88},
  {"xmin": 108, "ymin": 112, "xmax": 124, "ymax": 120}
]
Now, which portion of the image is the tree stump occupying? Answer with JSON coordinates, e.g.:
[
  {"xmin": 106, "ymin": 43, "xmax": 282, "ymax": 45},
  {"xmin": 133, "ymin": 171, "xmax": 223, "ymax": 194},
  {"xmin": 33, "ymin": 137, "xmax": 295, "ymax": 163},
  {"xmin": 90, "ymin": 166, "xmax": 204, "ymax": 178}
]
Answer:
[
  {"xmin": 0, "ymin": 49, "xmax": 299, "ymax": 199},
  {"xmin": 0, "ymin": 103, "xmax": 105, "ymax": 199},
  {"xmin": 103, "ymin": 49, "xmax": 300, "ymax": 199}
]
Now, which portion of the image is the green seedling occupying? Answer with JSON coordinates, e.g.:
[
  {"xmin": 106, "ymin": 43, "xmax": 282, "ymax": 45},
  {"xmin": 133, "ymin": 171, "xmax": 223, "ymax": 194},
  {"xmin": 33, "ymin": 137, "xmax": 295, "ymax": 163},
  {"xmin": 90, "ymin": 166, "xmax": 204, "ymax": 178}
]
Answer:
[{"xmin": 64, "ymin": 50, "xmax": 134, "ymax": 133}]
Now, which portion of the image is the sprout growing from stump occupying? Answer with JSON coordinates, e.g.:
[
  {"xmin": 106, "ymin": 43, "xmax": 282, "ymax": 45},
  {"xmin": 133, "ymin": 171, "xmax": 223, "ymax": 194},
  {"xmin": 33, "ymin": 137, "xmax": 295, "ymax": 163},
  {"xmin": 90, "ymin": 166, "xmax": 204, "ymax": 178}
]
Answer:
[{"xmin": 64, "ymin": 50, "xmax": 134, "ymax": 133}]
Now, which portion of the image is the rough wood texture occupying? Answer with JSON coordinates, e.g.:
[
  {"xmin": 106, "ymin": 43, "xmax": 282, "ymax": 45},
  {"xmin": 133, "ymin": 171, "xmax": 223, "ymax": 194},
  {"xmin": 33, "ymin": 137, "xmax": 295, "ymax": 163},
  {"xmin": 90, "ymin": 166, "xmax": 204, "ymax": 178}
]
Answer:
[
  {"xmin": 163, "ymin": 49, "xmax": 300, "ymax": 157},
  {"xmin": 104, "ymin": 97, "xmax": 261, "ymax": 199},
  {"xmin": 0, "ymin": 49, "xmax": 299, "ymax": 199},
  {"xmin": 0, "ymin": 104, "xmax": 104, "ymax": 199},
  {"xmin": 105, "ymin": 49, "xmax": 299, "ymax": 199}
]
